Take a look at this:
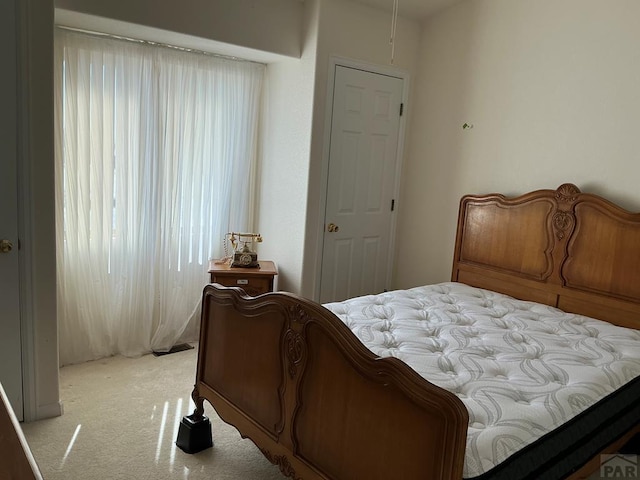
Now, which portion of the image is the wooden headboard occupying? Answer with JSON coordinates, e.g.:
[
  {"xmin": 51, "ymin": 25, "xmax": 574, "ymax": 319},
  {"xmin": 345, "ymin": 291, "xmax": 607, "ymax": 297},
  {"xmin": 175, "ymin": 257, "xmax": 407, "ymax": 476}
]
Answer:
[{"xmin": 452, "ymin": 183, "xmax": 640, "ymax": 330}]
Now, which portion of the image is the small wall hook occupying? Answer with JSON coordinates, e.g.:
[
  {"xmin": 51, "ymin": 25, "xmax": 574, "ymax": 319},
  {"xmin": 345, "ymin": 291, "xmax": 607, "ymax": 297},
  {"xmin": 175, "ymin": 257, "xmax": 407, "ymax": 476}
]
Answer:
[{"xmin": 462, "ymin": 123, "xmax": 474, "ymax": 130}]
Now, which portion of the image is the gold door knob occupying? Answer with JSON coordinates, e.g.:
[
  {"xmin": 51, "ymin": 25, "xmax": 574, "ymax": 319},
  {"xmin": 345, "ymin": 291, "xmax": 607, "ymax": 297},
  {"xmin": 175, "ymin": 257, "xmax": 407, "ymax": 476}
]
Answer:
[
  {"xmin": 0, "ymin": 239, "xmax": 13, "ymax": 253},
  {"xmin": 327, "ymin": 223, "xmax": 339, "ymax": 233}
]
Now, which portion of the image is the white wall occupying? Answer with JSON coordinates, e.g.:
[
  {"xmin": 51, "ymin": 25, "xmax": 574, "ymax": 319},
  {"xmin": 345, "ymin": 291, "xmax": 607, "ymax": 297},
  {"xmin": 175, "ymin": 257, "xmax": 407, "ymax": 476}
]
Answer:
[
  {"xmin": 300, "ymin": 0, "xmax": 422, "ymax": 298},
  {"xmin": 55, "ymin": 0, "xmax": 304, "ymax": 58},
  {"xmin": 20, "ymin": 0, "xmax": 62, "ymax": 421},
  {"xmin": 256, "ymin": 0, "xmax": 319, "ymax": 293},
  {"xmin": 395, "ymin": 0, "xmax": 640, "ymax": 290}
]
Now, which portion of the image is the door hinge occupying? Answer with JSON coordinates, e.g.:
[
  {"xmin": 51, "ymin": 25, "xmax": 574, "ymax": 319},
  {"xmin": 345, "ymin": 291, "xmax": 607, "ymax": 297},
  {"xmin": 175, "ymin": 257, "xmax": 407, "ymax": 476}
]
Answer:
[
  {"xmin": 399, "ymin": 103, "xmax": 404, "ymax": 116},
  {"xmin": 391, "ymin": 199, "xmax": 395, "ymax": 211}
]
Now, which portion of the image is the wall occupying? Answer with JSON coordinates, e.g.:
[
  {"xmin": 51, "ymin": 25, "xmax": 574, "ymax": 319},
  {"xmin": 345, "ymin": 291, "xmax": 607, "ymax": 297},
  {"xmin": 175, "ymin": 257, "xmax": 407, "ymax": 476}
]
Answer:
[
  {"xmin": 20, "ymin": 0, "xmax": 62, "ymax": 420},
  {"xmin": 395, "ymin": 0, "xmax": 640, "ymax": 290},
  {"xmin": 256, "ymin": 0, "xmax": 319, "ymax": 293},
  {"xmin": 55, "ymin": 0, "xmax": 303, "ymax": 58},
  {"xmin": 300, "ymin": 0, "xmax": 422, "ymax": 298}
]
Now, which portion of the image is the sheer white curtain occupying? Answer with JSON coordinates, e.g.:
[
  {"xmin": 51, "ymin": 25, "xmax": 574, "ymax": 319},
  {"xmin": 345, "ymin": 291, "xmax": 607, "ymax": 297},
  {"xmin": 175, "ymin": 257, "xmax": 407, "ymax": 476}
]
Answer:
[{"xmin": 54, "ymin": 29, "xmax": 264, "ymax": 366}]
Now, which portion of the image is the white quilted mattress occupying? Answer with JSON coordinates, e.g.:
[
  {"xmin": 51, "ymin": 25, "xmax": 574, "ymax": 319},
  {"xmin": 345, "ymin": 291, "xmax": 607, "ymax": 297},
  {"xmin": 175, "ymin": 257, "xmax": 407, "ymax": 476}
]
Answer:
[{"xmin": 323, "ymin": 282, "xmax": 640, "ymax": 478}]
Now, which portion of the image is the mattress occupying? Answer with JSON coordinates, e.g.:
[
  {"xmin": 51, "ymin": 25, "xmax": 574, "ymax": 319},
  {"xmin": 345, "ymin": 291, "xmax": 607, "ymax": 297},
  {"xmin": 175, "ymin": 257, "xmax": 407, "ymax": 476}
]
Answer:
[{"xmin": 323, "ymin": 282, "xmax": 640, "ymax": 479}]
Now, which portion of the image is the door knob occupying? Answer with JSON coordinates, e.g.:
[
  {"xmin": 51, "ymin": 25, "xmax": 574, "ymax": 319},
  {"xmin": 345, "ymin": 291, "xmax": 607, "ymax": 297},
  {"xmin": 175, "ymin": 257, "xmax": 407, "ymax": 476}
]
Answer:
[
  {"xmin": 0, "ymin": 239, "xmax": 13, "ymax": 253},
  {"xmin": 327, "ymin": 223, "xmax": 339, "ymax": 233}
]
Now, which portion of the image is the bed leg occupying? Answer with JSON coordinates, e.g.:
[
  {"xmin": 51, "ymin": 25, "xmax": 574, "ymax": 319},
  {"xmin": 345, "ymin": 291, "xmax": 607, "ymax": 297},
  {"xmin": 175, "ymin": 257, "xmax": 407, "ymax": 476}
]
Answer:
[{"xmin": 176, "ymin": 386, "xmax": 213, "ymax": 454}]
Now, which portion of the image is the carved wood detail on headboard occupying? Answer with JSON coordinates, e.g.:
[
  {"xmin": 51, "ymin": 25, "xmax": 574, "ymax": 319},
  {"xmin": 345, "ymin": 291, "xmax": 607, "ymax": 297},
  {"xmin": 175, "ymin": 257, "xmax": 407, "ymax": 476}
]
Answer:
[{"xmin": 452, "ymin": 183, "xmax": 640, "ymax": 330}]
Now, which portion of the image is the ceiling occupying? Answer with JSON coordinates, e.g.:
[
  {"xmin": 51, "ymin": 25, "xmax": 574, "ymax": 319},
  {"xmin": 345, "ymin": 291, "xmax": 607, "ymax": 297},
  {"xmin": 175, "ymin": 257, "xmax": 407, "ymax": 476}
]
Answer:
[{"xmin": 350, "ymin": 0, "xmax": 463, "ymax": 21}]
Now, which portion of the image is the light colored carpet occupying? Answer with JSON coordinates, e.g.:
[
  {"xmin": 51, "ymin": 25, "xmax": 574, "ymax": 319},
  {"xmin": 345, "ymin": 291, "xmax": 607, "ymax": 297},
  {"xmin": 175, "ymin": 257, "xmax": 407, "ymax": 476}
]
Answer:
[{"xmin": 21, "ymin": 345, "xmax": 285, "ymax": 480}]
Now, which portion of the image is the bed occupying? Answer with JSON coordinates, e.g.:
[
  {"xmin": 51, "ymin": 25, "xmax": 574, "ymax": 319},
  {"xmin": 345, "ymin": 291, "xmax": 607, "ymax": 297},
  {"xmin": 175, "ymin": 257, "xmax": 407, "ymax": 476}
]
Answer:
[{"xmin": 177, "ymin": 183, "xmax": 640, "ymax": 479}]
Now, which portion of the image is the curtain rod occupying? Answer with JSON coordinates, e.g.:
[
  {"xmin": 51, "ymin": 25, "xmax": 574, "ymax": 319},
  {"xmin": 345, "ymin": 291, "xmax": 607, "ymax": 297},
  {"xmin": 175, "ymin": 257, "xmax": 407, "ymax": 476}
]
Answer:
[{"xmin": 56, "ymin": 24, "xmax": 266, "ymax": 66}]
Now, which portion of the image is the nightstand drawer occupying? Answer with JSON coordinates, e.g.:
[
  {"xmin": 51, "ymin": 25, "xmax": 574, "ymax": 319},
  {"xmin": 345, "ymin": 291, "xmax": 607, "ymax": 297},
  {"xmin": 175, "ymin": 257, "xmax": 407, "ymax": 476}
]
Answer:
[
  {"xmin": 213, "ymin": 275, "xmax": 271, "ymax": 296},
  {"xmin": 208, "ymin": 260, "xmax": 277, "ymax": 297}
]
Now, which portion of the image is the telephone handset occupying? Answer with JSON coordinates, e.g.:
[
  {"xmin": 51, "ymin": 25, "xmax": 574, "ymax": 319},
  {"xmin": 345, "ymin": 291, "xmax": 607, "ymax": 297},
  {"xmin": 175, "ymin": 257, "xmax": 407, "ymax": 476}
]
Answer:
[{"xmin": 218, "ymin": 232, "xmax": 263, "ymax": 268}]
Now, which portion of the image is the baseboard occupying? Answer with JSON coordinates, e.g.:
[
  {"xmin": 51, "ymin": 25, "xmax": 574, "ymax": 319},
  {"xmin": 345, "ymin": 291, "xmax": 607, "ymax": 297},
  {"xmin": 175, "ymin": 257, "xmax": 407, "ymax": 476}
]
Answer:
[{"xmin": 35, "ymin": 400, "xmax": 63, "ymax": 420}]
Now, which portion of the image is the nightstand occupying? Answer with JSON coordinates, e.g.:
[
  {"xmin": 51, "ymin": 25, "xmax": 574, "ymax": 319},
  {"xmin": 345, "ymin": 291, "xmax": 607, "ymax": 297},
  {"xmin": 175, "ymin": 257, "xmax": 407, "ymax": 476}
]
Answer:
[{"xmin": 208, "ymin": 260, "xmax": 277, "ymax": 296}]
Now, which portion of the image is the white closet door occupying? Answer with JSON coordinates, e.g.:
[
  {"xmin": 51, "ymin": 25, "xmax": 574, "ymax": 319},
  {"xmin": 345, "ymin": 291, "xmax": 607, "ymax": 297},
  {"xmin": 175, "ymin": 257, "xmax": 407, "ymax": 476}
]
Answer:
[{"xmin": 320, "ymin": 65, "xmax": 404, "ymax": 303}]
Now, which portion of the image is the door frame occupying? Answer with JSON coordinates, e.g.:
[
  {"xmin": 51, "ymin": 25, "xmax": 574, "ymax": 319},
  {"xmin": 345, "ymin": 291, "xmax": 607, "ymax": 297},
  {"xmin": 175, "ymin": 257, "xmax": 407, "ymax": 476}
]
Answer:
[
  {"xmin": 314, "ymin": 56, "xmax": 410, "ymax": 302},
  {"xmin": 14, "ymin": 0, "xmax": 41, "ymax": 422}
]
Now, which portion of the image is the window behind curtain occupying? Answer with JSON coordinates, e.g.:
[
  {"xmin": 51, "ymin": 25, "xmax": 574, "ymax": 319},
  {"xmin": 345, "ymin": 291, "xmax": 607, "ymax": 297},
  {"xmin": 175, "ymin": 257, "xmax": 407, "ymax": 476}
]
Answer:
[{"xmin": 54, "ymin": 28, "xmax": 264, "ymax": 366}]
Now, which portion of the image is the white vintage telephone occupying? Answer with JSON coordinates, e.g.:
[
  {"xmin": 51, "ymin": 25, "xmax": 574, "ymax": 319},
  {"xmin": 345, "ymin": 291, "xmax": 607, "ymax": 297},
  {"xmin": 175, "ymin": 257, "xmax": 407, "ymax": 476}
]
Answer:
[{"xmin": 219, "ymin": 232, "xmax": 263, "ymax": 268}]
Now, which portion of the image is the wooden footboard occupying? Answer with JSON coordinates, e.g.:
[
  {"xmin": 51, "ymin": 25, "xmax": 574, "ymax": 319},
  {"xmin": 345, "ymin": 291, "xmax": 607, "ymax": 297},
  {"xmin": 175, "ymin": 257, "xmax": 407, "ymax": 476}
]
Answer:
[{"xmin": 188, "ymin": 284, "xmax": 469, "ymax": 480}]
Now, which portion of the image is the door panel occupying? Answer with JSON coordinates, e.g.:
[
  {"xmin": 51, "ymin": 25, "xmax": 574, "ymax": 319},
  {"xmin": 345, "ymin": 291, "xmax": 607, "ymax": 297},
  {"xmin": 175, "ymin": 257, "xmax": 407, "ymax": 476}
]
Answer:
[
  {"xmin": 366, "ymin": 137, "xmax": 386, "ymax": 211},
  {"xmin": 0, "ymin": 0, "xmax": 24, "ymax": 420},
  {"xmin": 337, "ymin": 133, "xmax": 359, "ymax": 213},
  {"xmin": 361, "ymin": 236, "xmax": 381, "ymax": 293},
  {"xmin": 332, "ymin": 239, "xmax": 354, "ymax": 299},
  {"xmin": 320, "ymin": 66, "xmax": 404, "ymax": 303}
]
